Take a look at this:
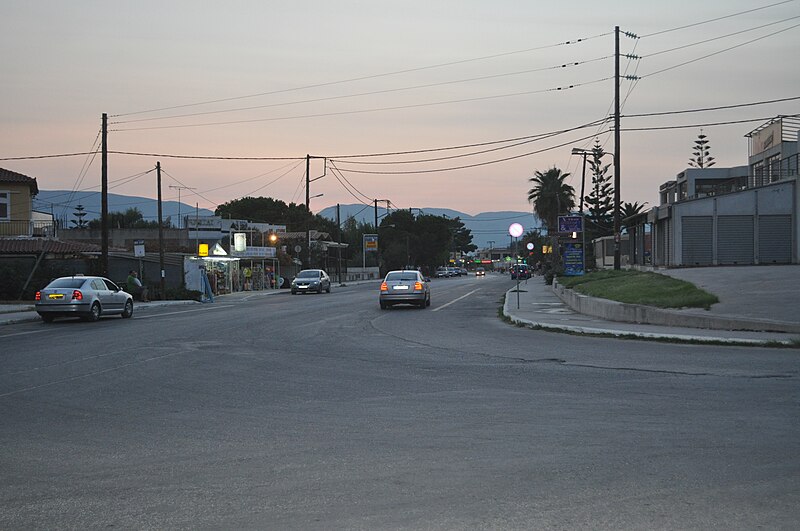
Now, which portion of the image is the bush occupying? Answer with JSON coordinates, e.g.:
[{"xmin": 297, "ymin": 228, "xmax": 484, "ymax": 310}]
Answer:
[{"xmin": 0, "ymin": 260, "xmax": 74, "ymax": 300}]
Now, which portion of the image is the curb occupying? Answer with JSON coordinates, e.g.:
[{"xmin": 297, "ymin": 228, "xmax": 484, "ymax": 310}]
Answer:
[
  {"xmin": 551, "ymin": 280, "xmax": 800, "ymax": 334},
  {"xmin": 502, "ymin": 288, "xmax": 796, "ymax": 346}
]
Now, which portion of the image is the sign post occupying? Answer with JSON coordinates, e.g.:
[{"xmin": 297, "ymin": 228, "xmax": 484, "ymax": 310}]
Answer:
[{"xmin": 509, "ymin": 223, "xmax": 524, "ymax": 309}]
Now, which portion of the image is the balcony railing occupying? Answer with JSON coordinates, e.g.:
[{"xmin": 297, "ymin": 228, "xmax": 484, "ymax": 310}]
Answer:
[{"xmin": 0, "ymin": 220, "xmax": 58, "ymax": 238}]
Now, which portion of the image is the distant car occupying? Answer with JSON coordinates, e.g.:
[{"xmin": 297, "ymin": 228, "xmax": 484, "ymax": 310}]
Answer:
[
  {"xmin": 435, "ymin": 267, "xmax": 449, "ymax": 278},
  {"xmin": 291, "ymin": 269, "xmax": 331, "ymax": 294},
  {"xmin": 475, "ymin": 267, "xmax": 486, "ymax": 277},
  {"xmin": 459, "ymin": 268, "xmax": 468, "ymax": 276},
  {"xmin": 34, "ymin": 275, "xmax": 133, "ymax": 323},
  {"xmin": 379, "ymin": 270, "xmax": 431, "ymax": 309},
  {"xmin": 510, "ymin": 264, "xmax": 531, "ymax": 280}
]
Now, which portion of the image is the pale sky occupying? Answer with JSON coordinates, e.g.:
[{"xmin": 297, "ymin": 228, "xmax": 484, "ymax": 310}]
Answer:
[{"xmin": 2, "ymin": 1, "xmax": 799, "ymax": 220}]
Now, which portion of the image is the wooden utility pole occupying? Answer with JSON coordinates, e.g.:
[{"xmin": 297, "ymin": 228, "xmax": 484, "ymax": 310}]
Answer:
[
  {"xmin": 614, "ymin": 26, "xmax": 621, "ymax": 270},
  {"xmin": 157, "ymin": 162, "xmax": 166, "ymax": 299},
  {"xmin": 305, "ymin": 154, "xmax": 311, "ymax": 268},
  {"xmin": 101, "ymin": 113, "xmax": 108, "ymax": 276}
]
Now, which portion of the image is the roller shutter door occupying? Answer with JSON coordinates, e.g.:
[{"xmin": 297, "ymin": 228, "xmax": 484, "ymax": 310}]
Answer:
[
  {"xmin": 717, "ymin": 215, "xmax": 754, "ymax": 265},
  {"xmin": 681, "ymin": 216, "xmax": 712, "ymax": 265},
  {"xmin": 759, "ymin": 215, "xmax": 792, "ymax": 264}
]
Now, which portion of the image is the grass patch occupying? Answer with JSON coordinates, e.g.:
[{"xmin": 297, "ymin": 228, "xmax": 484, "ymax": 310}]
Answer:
[{"xmin": 556, "ymin": 270, "xmax": 719, "ymax": 310}]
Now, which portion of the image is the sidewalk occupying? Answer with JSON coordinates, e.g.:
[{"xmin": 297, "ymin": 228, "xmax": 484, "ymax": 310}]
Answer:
[{"xmin": 503, "ymin": 266, "xmax": 800, "ymax": 346}]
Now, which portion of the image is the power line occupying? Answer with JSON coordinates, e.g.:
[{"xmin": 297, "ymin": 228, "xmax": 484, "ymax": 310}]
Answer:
[
  {"xmin": 641, "ymin": 22, "xmax": 800, "ymax": 79},
  {"xmin": 328, "ymin": 118, "xmax": 609, "ymax": 160},
  {"xmin": 112, "ymin": 55, "xmax": 613, "ymax": 126},
  {"xmin": 111, "ymin": 77, "xmax": 614, "ymax": 132},
  {"xmin": 643, "ymin": 15, "xmax": 800, "ymax": 59},
  {"xmin": 328, "ymin": 160, "xmax": 374, "ymax": 204},
  {"xmin": 641, "ymin": 0, "xmax": 796, "ymax": 38},
  {"xmin": 620, "ymin": 114, "xmax": 799, "ymax": 131},
  {"xmin": 111, "ymin": 31, "xmax": 613, "ymax": 118},
  {"xmin": 332, "ymin": 131, "xmax": 603, "ymax": 175},
  {"xmin": 622, "ymin": 96, "xmax": 800, "ymax": 118}
]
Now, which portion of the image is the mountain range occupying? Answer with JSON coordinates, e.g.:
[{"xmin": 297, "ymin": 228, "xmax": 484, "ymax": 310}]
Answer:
[{"xmin": 34, "ymin": 191, "xmax": 538, "ymax": 250}]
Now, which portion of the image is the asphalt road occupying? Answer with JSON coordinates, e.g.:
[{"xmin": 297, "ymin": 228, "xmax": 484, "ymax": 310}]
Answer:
[{"xmin": 1, "ymin": 274, "xmax": 798, "ymax": 529}]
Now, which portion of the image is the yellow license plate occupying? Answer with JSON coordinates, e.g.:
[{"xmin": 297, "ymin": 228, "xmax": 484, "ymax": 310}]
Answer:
[{"xmin": 48, "ymin": 294, "xmax": 64, "ymax": 299}]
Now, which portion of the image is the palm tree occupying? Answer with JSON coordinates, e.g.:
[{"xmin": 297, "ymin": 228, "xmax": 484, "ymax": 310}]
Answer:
[
  {"xmin": 527, "ymin": 167, "xmax": 575, "ymax": 233},
  {"xmin": 621, "ymin": 201, "xmax": 648, "ymax": 230}
]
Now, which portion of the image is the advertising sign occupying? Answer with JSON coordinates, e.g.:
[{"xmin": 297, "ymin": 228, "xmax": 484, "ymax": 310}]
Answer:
[
  {"xmin": 133, "ymin": 239, "xmax": 145, "ymax": 258},
  {"xmin": 233, "ymin": 233, "xmax": 247, "ymax": 252},
  {"xmin": 558, "ymin": 215, "xmax": 583, "ymax": 233},
  {"xmin": 364, "ymin": 234, "xmax": 379, "ymax": 252},
  {"xmin": 562, "ymin": 242, "xmax": 585, "ymax": 276},
  {"xmin": 230, "ymin": 246, "xmax": 276, "ymax": 258}
]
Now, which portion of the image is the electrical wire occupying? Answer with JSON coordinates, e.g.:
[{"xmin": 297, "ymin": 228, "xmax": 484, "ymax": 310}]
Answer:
[
  {"xmin": 622, "ymin": 96, "xmax": 800, "ymax": 118},
  {"xmin": 112, "ymin": 31, "xmax": 612, "ymax": 118},
  {"xmin": 111, "ymin": 77, "xmax": 614, "ymax": 132},
  {"xmin": 244, "ymin": 160, "xmax": 305, "ymax": 197},
  {"xmin": 332, "ymin": 131, "xmax": 603, "ymax": 175},
  {"xmin": 641, "ymin": 22, "xmax": 800, "ymax": 79},
  {"xmin": 641, "ymin": 0, "xmax": 796, "ymax": 38},
  {"xmin": 328, "ymin": 160, "xmax": 374, "ymax": 204},
  {"xmin": 328, "ymin": 118, "xmax": 609, "ymax": 160},
  {"xmin": 643, "ymin": 15, "xmax": 800, "ymax": 58},
  {"xmin": 112, "ymin": 55, "xmax": 613, "ymax": 126},
  {"xmin": 620, "ymin": 114, "xmax": 799, "ymax": 131}
]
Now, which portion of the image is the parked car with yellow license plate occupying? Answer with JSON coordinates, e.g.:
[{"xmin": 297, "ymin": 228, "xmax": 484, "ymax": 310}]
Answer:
[
  {"xmin": 379, "ymin": 270, "xmax": 431, "ymax": 309},
  {"xmin": 34, "ymin": 275, "xmax": 133, "ymax": 323}
]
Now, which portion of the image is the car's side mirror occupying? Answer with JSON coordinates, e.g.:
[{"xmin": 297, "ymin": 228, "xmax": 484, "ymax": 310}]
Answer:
[{"xmin": 424, "ymin": 278, "xmax": 431, "ymax": 282}]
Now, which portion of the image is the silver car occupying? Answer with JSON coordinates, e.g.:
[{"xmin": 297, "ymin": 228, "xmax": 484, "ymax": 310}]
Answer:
[
  {"xmin": 35, "ymin": 275, "xmax": 134, "ymax": 323},
  {"xmin": 290, "ymin": 269, "xmax": 331, "ymax": 294},
  {"xmin": 379, "ymin": 270, "xmax": 431, "ymax": 309}
]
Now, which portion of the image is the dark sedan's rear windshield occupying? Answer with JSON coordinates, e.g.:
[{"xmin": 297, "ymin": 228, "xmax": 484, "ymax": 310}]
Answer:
[
  {"xmin": 386, "ymin": 273, "xmax": 419, "ymax": 281},
  {"xmin": 46, "ymin": 278, "xmax": 86, "ymax": 289}
]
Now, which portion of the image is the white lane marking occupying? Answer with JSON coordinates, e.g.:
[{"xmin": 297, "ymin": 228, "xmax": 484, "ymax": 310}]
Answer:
[{"xmin": 432, "ymin": 289, "xmax": 480, "ymax": 312}]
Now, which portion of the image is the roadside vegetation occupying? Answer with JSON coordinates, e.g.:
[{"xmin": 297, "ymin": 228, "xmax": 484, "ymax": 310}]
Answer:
[{"xmin": 556, "ymin": 270, "xmax": 719, "ymax": 309}]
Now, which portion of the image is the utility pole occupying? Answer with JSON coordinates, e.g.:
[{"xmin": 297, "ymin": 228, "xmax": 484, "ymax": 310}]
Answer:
[
  {"xmin": 157, "ymin": 162, "xmax": 166, "ymax": 299},
  {"xmin": 336, "ymin": 203, "xmax": 342, "ymax": 284},
  {"xmin": 169, "ymin": 185, "xmax": 195, "ymax": 229},
  {"xmin": 306, "ymin": 154, "xmax": 311, "ymax": 268},
  {"xmin": 614, "ymin": 25, "xmax": 621, "ymax": 270},
  {"xmin": 101, "ymin": 113, "xmax": 108, "ymax": 276}
]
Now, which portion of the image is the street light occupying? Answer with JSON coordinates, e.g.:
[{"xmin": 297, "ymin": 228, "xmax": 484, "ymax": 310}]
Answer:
[{"xmin": 572, "ymin": 146, "xmax": 619, "ymax": 269}]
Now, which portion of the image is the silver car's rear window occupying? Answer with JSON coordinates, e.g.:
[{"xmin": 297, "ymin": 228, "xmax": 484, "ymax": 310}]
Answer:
[
  {"xmin": 386, "ymin": 273, "xmax": 418, "ymax": 282},
  {"xmin": 46, "ymin": 278, "xmax": 86, "ymax": 289}
]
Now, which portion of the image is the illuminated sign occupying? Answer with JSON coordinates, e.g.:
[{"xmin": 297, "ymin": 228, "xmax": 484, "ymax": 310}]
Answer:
[{"xmin": 198, "ymin": 243, "xmax": 209, "ymax": 257}]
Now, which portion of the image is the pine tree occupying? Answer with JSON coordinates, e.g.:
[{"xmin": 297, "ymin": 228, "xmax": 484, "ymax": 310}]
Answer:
[
  {"xmin": 71, "ymin": 204, "xmax": 88, "ymax": 229},
  {"xmin": 688, "ymin": 131, "xmax": 715, "ymax": 168},
  {"xmin": 584, "ymin": 140, "xmax": 614, "ymax": 237}
]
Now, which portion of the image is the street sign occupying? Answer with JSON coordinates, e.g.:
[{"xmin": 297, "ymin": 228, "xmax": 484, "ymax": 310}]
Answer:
[
  {"xmin": 558, "ymin": 216, "xmax": 583, "ymax": 233},
  {"xmin": 364, "ymin": 234, "xmax": 379, "ymax": 252},
  {"xmin": 508, "ymin": 223, "xmax": 524, "ymax": 237},
  {"xmin": 133, "ymin": 239, "xmax": 145, "ymax": 258}
]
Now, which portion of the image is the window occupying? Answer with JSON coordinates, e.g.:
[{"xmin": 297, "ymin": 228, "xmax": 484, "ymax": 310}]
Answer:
[{"xmin": 0, "ymin": 191, "xmax": 9, "ymax": 220}]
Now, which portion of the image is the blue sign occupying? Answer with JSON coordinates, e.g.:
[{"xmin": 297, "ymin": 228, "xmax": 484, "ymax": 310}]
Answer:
[
  {"xmin": 558, "ymin": 215, "xmax": 583, "ymax": 233},
  {"xmin": 562, "ymin": 242, "xmax": 585, "ymax": 276}
]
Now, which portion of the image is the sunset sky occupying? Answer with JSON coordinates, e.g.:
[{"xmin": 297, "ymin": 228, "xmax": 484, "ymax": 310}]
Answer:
[{"xmin": 2, "ymin": 1, "xmax": 799, "ymax": 222}]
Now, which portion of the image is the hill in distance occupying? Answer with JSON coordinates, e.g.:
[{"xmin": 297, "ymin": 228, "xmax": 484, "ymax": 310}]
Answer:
[
  {"xmin": 318, "ymin": 204, "xmax": 540, "ymax": 250},
  {"xmin": 34, "ymin": 190, "xmax": 215, "ymax": 227},
  {"xmin": 35, "ymin": 192, "xmax": 538, "ymax": 249}
]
